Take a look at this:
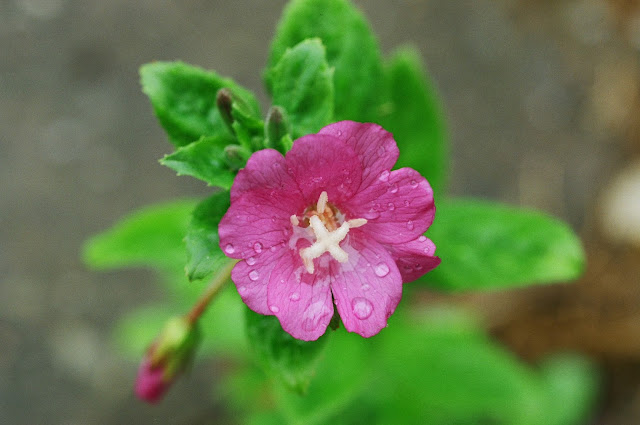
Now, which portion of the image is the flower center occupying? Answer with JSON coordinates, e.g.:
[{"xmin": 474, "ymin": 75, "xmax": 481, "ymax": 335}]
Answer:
[{"xmin": 290, "ymin": 191, "xmax": 367, "ymax": 274}]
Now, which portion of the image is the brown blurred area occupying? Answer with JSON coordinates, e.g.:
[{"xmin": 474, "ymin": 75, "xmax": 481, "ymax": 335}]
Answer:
[{"xmin": 1, "ymin": 0, "xmax": 640, "ymax": 423}]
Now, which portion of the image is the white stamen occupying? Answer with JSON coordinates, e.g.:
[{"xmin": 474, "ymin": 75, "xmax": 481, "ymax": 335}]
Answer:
[
  {"xmin": 316, "ymin": 191, "xmax": 328, "ymax": 214},
  {"xmin": 300, "ymin": 216, "xmax": 350, "ymax": 274},
  {"xmin": 290, "ymin": 215, "xmax": 299, "ymax": 226}
]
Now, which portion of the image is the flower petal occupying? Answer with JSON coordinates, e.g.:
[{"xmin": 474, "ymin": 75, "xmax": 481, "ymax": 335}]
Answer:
[
  {"xmin": 385, "ymin": 236, "xmax": 441, "ymax": 283},
  {"xmin": 285, "ymin": 134, "xmax": 363, "ymax": 205},
  {"xmin": 231, "ymin": 242, "xmax": 287, "ymax": 315},
  {"xmin": 319, "ymin": 121, "xmax": 399, "ymax": 190},
  {"xmin": 331, "ymin": 232, "xmax": 403, "ymax": 338},
  {"xmin": 267, "ymin": 249, "xmax": 334, "ymax": 341},
  {"xmin": 218, "ymin": 188, "xmax": 303, "ymax": 259},
  {"xmin": 231, "ymin": 149, "xmax": 300, "ymax": 202},
  {"xmin": 344, "ymin": 167, "xmax": 435, "ymax": 244}
]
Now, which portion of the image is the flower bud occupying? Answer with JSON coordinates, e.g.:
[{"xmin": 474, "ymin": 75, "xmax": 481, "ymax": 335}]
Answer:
[
  {"xmin": 265, "ymin": 105, "xmax": 292, "ymax": 153},
  {"xmin": 135, "ymin": 316, "xmax": 201, "ymax": 403}
]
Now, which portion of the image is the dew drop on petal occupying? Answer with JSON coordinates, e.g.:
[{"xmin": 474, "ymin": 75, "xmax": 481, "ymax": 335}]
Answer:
[
  {"xmin": 389, "ymin": 183, "xmax": 398, "ymax": 194},
  {"xmin": 270, "ymin": 246, "xmax": 277, "ymax": 252},
  {"xmin": 302, "ymin": 301, "xmax": 332, "ymax": 331},
  {"xmin": 378, "ymin": 170, "xmax": 390, "ymax": 182},
  {"xmin": 253, "ymin": 242, "xmax": 263, "ymax": 253},
  {"xmin": 246, "ymin": 257, "xmax": 256, "ymax": 266},
  {"xmin": 289, "ymin": 292, "xmax": 300, "ymax": 301},
  {"xmin": 403, "ymin": 200, "xmax": 410, "ymax": 207},
  {"xmin": 406, "ymin": 220, "xmax": 414, "ymax": 230},
  {"xmin": 249, "ymin": 270, "xmax": 259, "ymax": 281},
  {"xmin": 336, "ymin": 130, "xmax": 342, "ymax": 136},
  {"xmin": 352, "ymin": 297, "xmax": 373, "ymax": 320},
  {"xmin": 238, "ymin": 286, "xmax": 247, "ymax": 294},
  {"xmin": 387, "ymin": 202, "xmax": 395, "ymax": 211},
  {"xmin": 418, "ymin": 235, "xmax": 427, "ymax": 242},
  {"xmin": 364, "ymin": 210, "xmax": 380, "ymax": 220},
  {"xmin": 361, "ymin": 284, "xmax": 371, "ymax": 291},
  {"xmin": 224, "ymin": 243, "xmax": 235, "ymax": 254},
  {"xmin": 270, "ymin": 305, "xmax": 280, "ymax": 313},
  {"xmin": 374, "ymin": 263, "xmax": 390, "ymax": 277},
  {"xmin": 414, "ymin": 264, "xmax": 423, "ymax": 271},
  {"xmin": 410, "ymin": 179, "xmax": 418, "ymax": 188}
]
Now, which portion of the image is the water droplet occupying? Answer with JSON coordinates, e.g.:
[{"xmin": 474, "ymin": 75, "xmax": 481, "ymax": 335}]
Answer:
[
  {"xmin": 249, "ymin": 270, "xmax": 259, "ymax": 281},
  {"xmin": 378, "ymin": 170, "xmax": 390, "ymax": 182},
  {"xmin": 389, "ymin": 183, "xmax": 398, "ymax": 194},
  {"xmin": 271, "ymin": 216, "xmax": 276, "ymax": 223},
  {"xmin": 414, "ymin": 264, "xmax": 423, "ymax": 271},
  {"xmin": 352, "ymin": 298, "xmax": 373, "ymax": 320},
  {"xmin": 270, "ymin": 305, "xmax": 280, "ymax": 313},
  {"xmin": 403, "ymin": 200, "xmax": 410, "ymax": 207},
  {"xmin": 224, "ymin": 243, "xmax": 235, "ymax": 254},
  {"xmin": 270, "ymin": 246, "xmax": 277, "ymax": 252},
  {"xmin": 289, "ymin": 292, "xmax": 300, "ymax": 301},
  {"xmin": 387, "ymin": 202, "xmax": 395, "ymax": 211},
  {"xmin": 246, "ymin": 257, "xmax": 256, "ymax": 266},
  {"xmin": 373, "ymin": 203, "xmax": 381, "ymax": 211},
  {"xmin": 253, "ymin": 242, "xmax": 263, "ymax": 253},
  {"xmin": 302, "ymin": 301, "xmax": 331, "ymax": 331},
  {"xmin": 410, "ymin": 179, "xmax": 418, "ymax": 188},
  {"xmin": 361, "ymin": 284, "xmax": 371, "ymax": 291},
  {"xmin": 238, "ymin": 286, "xmax": 247, "ymax": 294},
  {"xmin": 336, "ymin": 130, "xmax": 343, "ymax": 136},
  {"xmin": 364, "ymin": 210, "xmax": 380, "ymax": 220},
  {"xmin": 418, "ymin": 235, "xmax": 427, "ymax": 242},
  {"xmin": 374, "ymin": 263, "xmax": 390, "ymax": 277},
  {"xmin": 406, "ymin": 220, "xmax": 414, "ymax": 230}
]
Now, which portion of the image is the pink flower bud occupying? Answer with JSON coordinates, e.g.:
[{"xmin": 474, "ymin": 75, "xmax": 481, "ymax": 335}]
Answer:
[{"xmin": 134, "ymin": 316, "xmax": 200, "ymax": 403}]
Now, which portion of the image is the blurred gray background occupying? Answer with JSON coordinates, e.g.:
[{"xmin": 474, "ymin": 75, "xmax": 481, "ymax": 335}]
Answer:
[{"xmin": 2, "ymin": 0, "xmax": 640, "ymax": 423}]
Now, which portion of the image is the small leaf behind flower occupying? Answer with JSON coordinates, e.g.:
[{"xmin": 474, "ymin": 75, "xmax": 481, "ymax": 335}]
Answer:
[
  {"xmin": 424, "ymin": 198, "xmax": 586, "ymax": 291},
  {"xmin": 83, "ymin": 199, "xmax": 197, "ymax": 271},
  {"xmin": 267, "ymin": 39, "xmax": 334, "ymax": 139},
  {"xmin": 160, "ymin": 135, "xmax": 236, "ymax": 189},
  {"xmin": 380, "ymin": 46, "xmax": 448, "ymax": 195},
  {"xmin": 140, "ymin": 61, "xmax": 260, "ymax": 147},
  {"xmin": 266, "ymin": 0, "xmax": 384, "ymax": 122},
  {"xmin": 245, "ymin": 308, "xmax": 330, "ymax": 395},
  {"xmin": 185, "ymin": 191, "xmax": 231, "ymax": 282}
]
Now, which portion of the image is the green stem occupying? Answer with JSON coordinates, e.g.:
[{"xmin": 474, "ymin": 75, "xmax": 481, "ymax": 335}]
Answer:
[{"xmin": 186, "ymin": 259, "xmax": 238, "ymax": 325}]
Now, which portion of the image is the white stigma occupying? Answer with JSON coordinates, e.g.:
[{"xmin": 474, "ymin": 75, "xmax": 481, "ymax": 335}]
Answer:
[{"xmin": 293, "ymin": 191, "xmax": 368, "ymax": 274}]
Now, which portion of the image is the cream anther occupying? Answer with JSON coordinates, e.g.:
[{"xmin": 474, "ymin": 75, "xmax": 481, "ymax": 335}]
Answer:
[
  {"xmin": 290, "ymin": 215, "xmax": 299, "ymax": 226},
  {"xmin": 316, "ymin": 191, "xmax": 328, "ymax": 214},
  {"xmin": 347, "ymin": 218, "xmax": 367, "ymax": 228}
]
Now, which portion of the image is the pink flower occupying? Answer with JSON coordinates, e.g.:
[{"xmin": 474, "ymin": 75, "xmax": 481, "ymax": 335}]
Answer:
[{"xmin": 219, "ymin": 121, "xmax": 440, "ymax": 341}]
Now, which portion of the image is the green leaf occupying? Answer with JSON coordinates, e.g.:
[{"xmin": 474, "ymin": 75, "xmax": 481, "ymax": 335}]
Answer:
[
  {"xmin": 245, "ymin": 308, "xmax": 330, "ymax": 394},
  {"xmin": 538, "ymin": 355, "xmax": 599, "ymax": 425},
  {"xmin": 424, "ymin": 199, "xmax": 586, "ymax": 291},
  {"xmin": 185, "ymin": 191, "xmax": 231, "ymax": 281},
  {"xmin": 379, "ymin": 46, "xmax": 448, "ymax": 194},
  {"xmin": 160, "ymin": 135, "xmax": 235, "ymax": 189},
  {"xmin": 267, "ymin": 0, "xmax": 384, "ymax": 122},
  {"xmin": 141, "ymin": 61, "xmax": 260, "ymax": 147},
  {"xmin": 83, "ymin": 199, "xmax": 197, "ymax": 271},
  {"xmin": 267, "ymin": 39, "xmax": 334, "ymax": 138}
]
